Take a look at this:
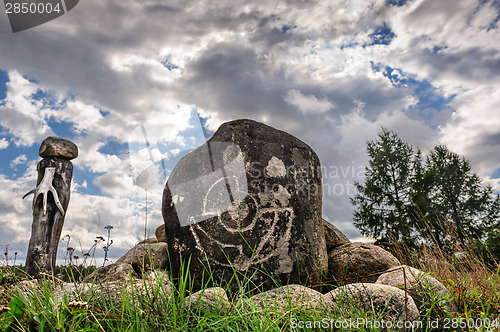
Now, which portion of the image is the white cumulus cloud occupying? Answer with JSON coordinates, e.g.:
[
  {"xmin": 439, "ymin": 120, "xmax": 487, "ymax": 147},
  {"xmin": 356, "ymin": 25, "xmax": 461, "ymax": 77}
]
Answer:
[
  {"xmin": 284, "ymin": 89, "xmax": 334, "ymax": 114},
  {"xmin": 0, "ymin": 138, "xmax": 8, "ymax": 150}
]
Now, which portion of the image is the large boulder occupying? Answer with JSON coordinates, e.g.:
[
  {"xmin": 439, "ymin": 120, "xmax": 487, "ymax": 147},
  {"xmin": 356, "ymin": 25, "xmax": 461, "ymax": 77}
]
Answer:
[
  {"xmin": 162, "ymin": 119, "xmax": 327, "ymax": 293},
  {"xmin": 155, "ymin": 224, "xmax": 167, "ymax": 242},
  {"xmin": 116, "ymin": 242, "xmax": 169, "ymax": 272},
  {"xmin": 376, "ymin": 265, "xmax": 458, "ymax": 314},
  {"xmin": 59, "ymin": 270, "xmax": 172, "ymax": 307},
  {"xmin": 322, "ymin": 218, "xmax": 349, "ymax": 250},
  {"xmin": 184, "ymin": 287, "xmax": 231, "ymax": 314},
  {"xmin": 241, "ymin": 284, "xmax": 333, "ymax": 313},
  {"xmin": 86, "ymin": 242, "xmax": 168, "ymax": 282},
  {"xmin": 85, "ymin": 262, "xmax": 139, "ymax": 282},
  {"xmin": 325, "ymin": 283, "xmax": 419, "ymax": 322},
  {"xmin": 328, "ymin": 242, "xmax": 400, "ymax": 285}
]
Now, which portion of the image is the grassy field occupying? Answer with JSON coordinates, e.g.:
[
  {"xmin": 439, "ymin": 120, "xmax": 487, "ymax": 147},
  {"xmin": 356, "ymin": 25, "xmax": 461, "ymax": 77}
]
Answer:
[{"xmin": 1, "ymin": 238, "xmax": 499, "ymax": 331}]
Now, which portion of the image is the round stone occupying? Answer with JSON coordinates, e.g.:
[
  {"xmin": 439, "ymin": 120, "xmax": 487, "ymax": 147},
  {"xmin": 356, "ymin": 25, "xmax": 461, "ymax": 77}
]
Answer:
[
  {"xmin": 328, "ymin": 242, "xmax": 400, "ymax": 284},
  {"xmin": 39, "ymin": 137, "xmax": 78, "ymax": 160}
]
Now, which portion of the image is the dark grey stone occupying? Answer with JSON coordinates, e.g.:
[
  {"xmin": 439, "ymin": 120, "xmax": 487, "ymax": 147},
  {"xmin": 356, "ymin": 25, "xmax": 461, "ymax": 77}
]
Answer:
[
  {"xmin": 39, "ymin": 136, "xmax": 78, "ymax": 160},
  {"xmin": 162, "ymin": 119, "xmax": 327, "ymax": 293},
  {"xmin": 323, "ymin": 218, "xmax": 349, "ymax": 250},
  {"xmin": 155, "ymin": 224, "xmax": 166, "ymax": 242}
]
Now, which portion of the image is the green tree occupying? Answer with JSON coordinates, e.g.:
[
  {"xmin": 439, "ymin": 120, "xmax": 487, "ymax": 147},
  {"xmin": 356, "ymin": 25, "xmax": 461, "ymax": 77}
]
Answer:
[
  {"xmin": 425, "ymin": 145, "xmax": 499, "ymax": 245},
  {"xmin": 351, "ymin": 128, "xmax": 420, "ymax": 247},
  {"xmin": 485, "ymin": 221, "xmax": 500, "ymax": 263},
  {"xmin": 407, "ymin": 149, "xmax": 439, "ymax": 243},
  {"xmin": 352, "ymin": 129, "xmax": 499, "ymax": 250}
]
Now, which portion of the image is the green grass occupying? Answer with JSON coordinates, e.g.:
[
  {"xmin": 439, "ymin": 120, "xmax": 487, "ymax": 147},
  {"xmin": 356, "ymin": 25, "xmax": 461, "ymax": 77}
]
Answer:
[
  {"xmin": 1, "ymin": 232, "xmax": 500, "ymax": 331},
  {"xmin": 0, "ymin": 266, "xmax": 330, "ymax": 331},
  {"xmin": 1, "ymin": 256, "xmax": 499, "ymax": 331}
]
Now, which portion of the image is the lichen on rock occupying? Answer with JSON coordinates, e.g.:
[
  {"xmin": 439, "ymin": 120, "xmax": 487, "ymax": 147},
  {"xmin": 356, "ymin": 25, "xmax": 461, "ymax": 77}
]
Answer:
[{"xmin": 162, "ymin": 119, "xmax": 328, "ymax": 293}]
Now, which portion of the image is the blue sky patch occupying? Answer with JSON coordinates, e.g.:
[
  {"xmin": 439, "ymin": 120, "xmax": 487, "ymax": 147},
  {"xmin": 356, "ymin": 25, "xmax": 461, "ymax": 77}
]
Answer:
[
  {"xmin": 98, "ymin": 139, "xmax": 128, "ymax": 157},
  {"xmin": 46, "ymin": 118, "xmax": 78, "ymax": 139},
  {"xmin": 0, "ymin": 143, "xmax": 39, "ymax": 179},
  {"xmin": 99, "ymin": 109, "xmax": 110, "ymax": 117},
  {"xmin": 491, "ymin": 168, "xmax": 500, "ymax": 179},
  {"xmin": 411, "ymin": 80, "xmax": 455, "ymax": 112},
  {"xmin": 72, "ymin": 167, "xmax": 103, "ymax": 196},
  {"xmin": 367, "ymin": 23, "xmax": 396, "ymax": 46},
  {"xmin": 31, "ymin": 89, "xmax": 62, "ymax": 109},
  {"xmin": 340, "ymin": 42, "xmax": 359, "ymax": 50},
  {"xmin": 386, "ymin": 0, "xmax": 410, "ymax": 6},
  {"xmin": 281, "ymin": 25, "xmax": 296, "ymax": 34},
  {"xmin": 432, "ymin": 45, "xmax": 448, "ymax": 54},
  {"xmin": 371, "ymin": 62, "xmax": 456, "ymax": 127},
  {"xmin": 124, "ymin": 109, "xmax": 209, "ymax": 191},
  {"xmin": 0, "ymin": 70, "xmax": 8, "ymax": 101},
  {"xmin": 162, "ymin": 60, "xmax": 179, "ymax": 71},
  {"xmin": 197, "ymin": 113, "xmax": 214, "ymax": 140}
]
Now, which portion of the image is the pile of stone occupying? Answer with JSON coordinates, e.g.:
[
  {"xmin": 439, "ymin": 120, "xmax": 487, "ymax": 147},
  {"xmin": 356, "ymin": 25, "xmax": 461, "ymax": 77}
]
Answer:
[{"xmin": 66, "ymin": 120, "xmax": 457, "ymax": 321}]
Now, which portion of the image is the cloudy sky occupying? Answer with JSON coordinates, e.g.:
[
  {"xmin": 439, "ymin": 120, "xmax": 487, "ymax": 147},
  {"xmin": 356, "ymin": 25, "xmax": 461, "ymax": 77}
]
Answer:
[{"xmin": 0, "ymin": 0, "xmax": 499, "ymax": 265}]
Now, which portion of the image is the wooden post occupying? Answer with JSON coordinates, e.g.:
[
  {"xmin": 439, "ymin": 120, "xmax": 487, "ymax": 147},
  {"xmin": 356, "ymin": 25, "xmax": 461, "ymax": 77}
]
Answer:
[{"xmin": 23, "ymin": 137, "xmax": 77, "ymax": 278}]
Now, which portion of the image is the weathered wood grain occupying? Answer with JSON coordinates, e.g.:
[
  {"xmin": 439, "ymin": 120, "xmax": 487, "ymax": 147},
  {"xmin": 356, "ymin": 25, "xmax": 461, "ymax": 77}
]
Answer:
[{"xmin": 25, "ymin": 157, "xmax": 73, "ymax": 278}]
